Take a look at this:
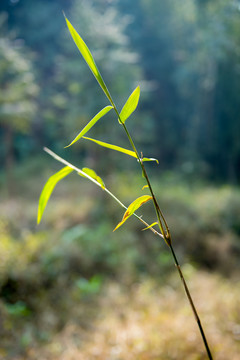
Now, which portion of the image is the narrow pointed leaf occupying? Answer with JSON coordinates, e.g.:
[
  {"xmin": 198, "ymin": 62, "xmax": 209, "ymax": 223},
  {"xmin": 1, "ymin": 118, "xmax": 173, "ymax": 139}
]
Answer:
[
  {"xmin": 142, "ymin": 157, "xmax": 159, "ymax": 164},
  {"xmin": 83, "ymin": 136, "xmax": 137, "ymax": 158},
  {"xmin": 79, "ymin": 167, "xmax": 105, "ymax": 189},
  {"xmin": 142, "ymin": 222, "xmax": 158, "ymax": 231},
  {"xmin": 113, "ymin": 195, "xmax": 152, "ymax": 231},
  {"xmin": 119, "ymin": 86, "xmax": 140, "ymax": 123},
  {"xmin": 37, "ymin": 166, "xmax": 73, "ymax": 224},
  {"xmin": 65, "ymin": 106, "xmax": 113, "ymax": 148},
  {"xmin": 142, "ymin": 185, "xmax": 149, "ymax": 190},
  {"xmin": 82, "ymin": 136, "xmax": 156, "ymax": 162},
  {"xmin": 64, "ymin": 16, "xmax": 113, "ymax": 104}
]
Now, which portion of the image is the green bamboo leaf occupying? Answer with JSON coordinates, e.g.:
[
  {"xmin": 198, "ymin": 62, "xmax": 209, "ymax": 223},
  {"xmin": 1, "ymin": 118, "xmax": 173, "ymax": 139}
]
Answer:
[
  {"xmin": 142, "ymin": 222, "xmax": 158, "ymax": 231},
  {"xmin": 119, "ymin": 86, "xmax": 140, "ymax": 123},
  {"xmin": 79, "ymin": 167, "xmax": 105, "ymax": 189},
  {"xmin": 64, "ymin": 16, "xmax": 113, "ymax": 104},
  {"xmin": 113, "ymin": 195, "xmax": 152, "ymax": 231},
  {"xmin": 83, "ymin": 136, "xmax": 137, "ymax": 158},
  {"xmin": 82, "ymin": 136, "xmax": 157, "ymax": 163},
  {"xmin": 37, "ymin": 166, "xmax": 73, "ymax": 224},
  {"xmin": 141, "ymin": 157, "xmax": 159, "ymax": 164},
  {"xmin": 65, "ymin": 106, "xmax": 113, "ymax": 148}
]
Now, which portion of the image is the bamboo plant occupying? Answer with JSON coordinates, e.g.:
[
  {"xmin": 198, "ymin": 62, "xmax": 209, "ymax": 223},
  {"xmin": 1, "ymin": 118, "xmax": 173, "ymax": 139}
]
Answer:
[{"xmin": 38, "ymin": 15, "xmax": 213, "ymax": 360}]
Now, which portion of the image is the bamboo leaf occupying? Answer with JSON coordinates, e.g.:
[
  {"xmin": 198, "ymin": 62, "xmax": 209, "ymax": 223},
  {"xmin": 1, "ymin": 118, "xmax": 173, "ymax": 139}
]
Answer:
[
  {"xmin": 141, "ymin": 157, "xmax": 159, "ymax": 164},
  {"xmin": 119, "ymin": 86, "xmax": 140, "ymax": 123},
  {"xmin": 79, "ymin": 167, "xmax": 105, "ymax": 189},
  {"xmin": 142, "ymin": 222, "xmax": 158, "ymax": 231},
  {"xmin": 65, "ymin": 106, "xmax": 113, "ymax": 148},
  {"xmin": 64, "ymin": 16, "xmax": 113, "ymax": 104},
  {"xmin": 83, "ymin": 136, "xmax": 137, "ymax": 158},
  {"xmin": 113, "ymin": 195, "xmax": 152, "ymax": 231},
  {"xmin": 37, "ymin": 166, "xmax": 73, "ymax": 224},
  {"xmin": 82, "ymin": 136, "xmax": 157, "ymax": 163}
]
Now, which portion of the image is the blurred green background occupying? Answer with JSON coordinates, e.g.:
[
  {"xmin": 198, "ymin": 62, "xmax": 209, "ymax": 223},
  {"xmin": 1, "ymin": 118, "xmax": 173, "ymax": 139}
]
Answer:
[{"xmin": 0, "ymin": 0, "xmax": 240, "ymax": 359}]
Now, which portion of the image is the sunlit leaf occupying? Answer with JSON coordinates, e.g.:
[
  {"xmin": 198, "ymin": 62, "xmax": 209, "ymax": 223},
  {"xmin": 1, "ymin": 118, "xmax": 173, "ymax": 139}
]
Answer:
[
  {"xmin": 113, "ymin": 195, "xmax": 152, "ymax": 231},
  {"xmin": 65, "ymin": 106, "xmax": 113, "ymax": 148},
  {"xmin": 141, "ymin": 157, "xmax": 159, "ymax": 164},
  {"xmin": 82, "ymin": 136, "xmax": 157, "ymax": 162},
  {"xmin": 37, "ymin": 166, "xmax": 73, "ymax": 224},
  {"xmin": 79, "ymin": 167, "xmax": 105, "ymax": 189},
  {"xmin": 142, "ymin": 185, "xmax": 149, "ymax": 190},
  {"xmin": 64, "ymin": 16, "xmax": 113, "ymax": 104},
  {"xmin": 83, "ymin": 136, "xmax": 137, "ymax": 158},
  {"xmin": 142, "ymin": 222, "xmax": 158, "ymax": 231},
  {"xmin": 119, "ymin": 86, "xmax": 140, "ymax": 123}
]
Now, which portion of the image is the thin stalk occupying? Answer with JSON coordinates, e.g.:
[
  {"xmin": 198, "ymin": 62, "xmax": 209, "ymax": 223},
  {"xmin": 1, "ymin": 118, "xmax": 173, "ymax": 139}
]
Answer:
[
  {"xmin": 140, "ymin": 160, "xmax": 171, "ymax": 242},
  {"xmin": 169, "ymin": 243, "xmax": 213, "ymax": 360}
]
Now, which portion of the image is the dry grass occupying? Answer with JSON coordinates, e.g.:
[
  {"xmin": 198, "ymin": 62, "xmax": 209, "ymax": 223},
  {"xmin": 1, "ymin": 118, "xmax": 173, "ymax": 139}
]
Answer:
[{"xmin": 15, "ymin": 268, "xmax": 240, "ymax": 360}]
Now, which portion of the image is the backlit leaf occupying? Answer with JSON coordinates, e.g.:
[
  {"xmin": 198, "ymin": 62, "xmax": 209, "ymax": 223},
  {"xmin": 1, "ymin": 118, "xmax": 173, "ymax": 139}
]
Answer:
[
  {"xmin": 113, "ymin": 195, "xmax": 152, "ymax": 231},
  {"xmin": 82, "ymin": 136, "xmax": 157, "ymax": 162},
  {"xmin": 142, "ymin": 222, "xmax": 158, "ymax": 231},
  {"xmin": 83, "ymin": 136, "xmax": 137, "ymax": 158},
  {"xmin": 119, "ymin": 86, "xmax": 140, "ymax": 123},
  {"xmin": 141, "ymin": 157, "xmax": 159, "ymax": 164},
  {"xmin": 79, "ymin": 167, "xmax": 105, "ymax": 189},
  {"xmin": 65, "ymin": 16, "xmax": 113, "ymax": 104},
  {"xmin": 37, "ymin": 166, "xmax": 73, "ymax": 224},
  {"xmin": 65, "ymin": 106, "xmax": 113, "ymax": 148}
]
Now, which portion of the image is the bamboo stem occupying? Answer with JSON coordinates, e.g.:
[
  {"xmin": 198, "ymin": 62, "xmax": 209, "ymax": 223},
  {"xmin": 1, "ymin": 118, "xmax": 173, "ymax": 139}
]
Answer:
[{"xmin": 169, "ymin": 243, "xmax": 213, "ymax": 360}]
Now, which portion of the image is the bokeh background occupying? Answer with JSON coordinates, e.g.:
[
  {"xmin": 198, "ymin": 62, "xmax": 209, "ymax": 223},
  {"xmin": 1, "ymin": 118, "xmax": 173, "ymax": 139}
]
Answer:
[{"xmin": 0, "ymin": 0, "xmax": 240, "ymax": 359}]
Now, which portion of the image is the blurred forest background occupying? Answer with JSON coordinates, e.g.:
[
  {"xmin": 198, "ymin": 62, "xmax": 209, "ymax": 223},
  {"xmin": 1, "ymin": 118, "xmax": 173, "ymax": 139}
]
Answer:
[{"xmin": 0, "ymin": 0, "xmax": 240, "ymax": 359}]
